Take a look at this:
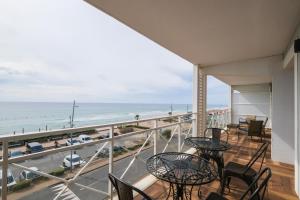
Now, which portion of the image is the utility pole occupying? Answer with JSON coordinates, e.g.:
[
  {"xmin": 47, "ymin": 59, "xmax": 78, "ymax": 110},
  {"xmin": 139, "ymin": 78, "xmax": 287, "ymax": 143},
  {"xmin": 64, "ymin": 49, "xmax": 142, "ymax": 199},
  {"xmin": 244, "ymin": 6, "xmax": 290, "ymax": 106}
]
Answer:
[{"xmin": 69, "ymin": 100, "xmax": 78, "ymax": 171}]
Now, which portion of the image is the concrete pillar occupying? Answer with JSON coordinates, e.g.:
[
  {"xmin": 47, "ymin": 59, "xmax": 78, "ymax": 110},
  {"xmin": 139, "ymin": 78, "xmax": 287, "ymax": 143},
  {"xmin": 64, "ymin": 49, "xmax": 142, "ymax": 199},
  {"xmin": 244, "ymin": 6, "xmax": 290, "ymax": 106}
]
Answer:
[{"xmin": 192, "ymin": 65, "xmax": 207, "ymax": 136}]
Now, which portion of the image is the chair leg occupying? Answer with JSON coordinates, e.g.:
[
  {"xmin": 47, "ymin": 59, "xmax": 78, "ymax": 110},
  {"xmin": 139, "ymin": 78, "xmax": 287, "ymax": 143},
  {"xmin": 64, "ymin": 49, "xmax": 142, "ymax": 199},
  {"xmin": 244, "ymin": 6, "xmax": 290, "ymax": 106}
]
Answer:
[
  {"xmin": 220, "ymin": 175, "xmax": 228, "ymax": 195},
  {"xmin": 227, "ymin": 177, "xmax": 232, "ymax": 190}
]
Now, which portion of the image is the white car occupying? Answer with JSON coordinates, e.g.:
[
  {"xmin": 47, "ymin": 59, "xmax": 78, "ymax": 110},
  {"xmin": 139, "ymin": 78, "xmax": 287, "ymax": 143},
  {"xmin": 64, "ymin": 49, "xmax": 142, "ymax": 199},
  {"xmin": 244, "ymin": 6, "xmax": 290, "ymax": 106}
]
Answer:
[
  {"xmin": 78, "ymin": 134, "xmax": 92, "ymax": 143},
  {"xmin": 63, "ymin": 154, "xmax": 86, "ymax": 168},
  {"xmin": 19, "ymin": 167, "xmax": 40, "ymax": 181},
  {"xmin": 66, "ymin": 138, "xmax": 81, "ymax": 146},
  {"xmin": 0, "ymin": 169, "xmax": 16, "ymax": 190}
]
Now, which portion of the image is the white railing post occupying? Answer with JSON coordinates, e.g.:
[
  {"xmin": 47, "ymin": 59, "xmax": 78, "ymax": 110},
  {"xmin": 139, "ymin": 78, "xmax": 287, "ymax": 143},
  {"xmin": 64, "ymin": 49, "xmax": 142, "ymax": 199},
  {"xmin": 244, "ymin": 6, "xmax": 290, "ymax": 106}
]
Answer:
[
  {"xmin": 192, "ymin": 113, "xmax": 197, "ymax": 137},
  {"xmin": 178, "ymin": 117, "xmax": 182, "ymax": 152},
  {"xmin": 2, "ymin": 141, "xmax": 8, "ymax": 200},
  {"xmin": 153, "ymin": 119, "xmax": 158, "ymax": 155},
  {"xmin": 108, "ymin": 125, "xmax": 114, "ymax": 199}
]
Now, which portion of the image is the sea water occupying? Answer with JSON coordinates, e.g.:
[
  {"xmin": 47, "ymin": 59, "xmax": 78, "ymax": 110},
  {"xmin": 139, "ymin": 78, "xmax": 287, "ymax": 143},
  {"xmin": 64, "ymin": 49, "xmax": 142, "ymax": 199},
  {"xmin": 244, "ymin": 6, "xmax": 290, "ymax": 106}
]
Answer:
[{"xmin": 0, "ymin": 102, "xmax": 226, "ymax": 135}]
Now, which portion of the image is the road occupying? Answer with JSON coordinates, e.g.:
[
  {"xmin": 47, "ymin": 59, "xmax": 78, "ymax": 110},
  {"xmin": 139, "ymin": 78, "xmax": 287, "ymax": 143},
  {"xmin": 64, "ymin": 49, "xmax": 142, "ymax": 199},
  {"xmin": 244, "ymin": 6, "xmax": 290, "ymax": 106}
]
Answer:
[
  {"xmin": 17, "ymin": 134, "xmax": 189, "ymax": 200},
  {"xmin": 9, "ymin": 132, "xmax": 149, "ymax": 179}
]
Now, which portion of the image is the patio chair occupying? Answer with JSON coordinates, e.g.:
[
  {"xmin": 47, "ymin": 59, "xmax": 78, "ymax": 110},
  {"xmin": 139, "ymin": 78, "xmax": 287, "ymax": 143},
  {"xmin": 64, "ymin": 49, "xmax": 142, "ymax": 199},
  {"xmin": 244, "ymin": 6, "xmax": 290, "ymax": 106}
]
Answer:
[
  {"xmin": 220, "ymin": 142, "xmax": 269, "ymax": 195},
  {"xmin": 248, "ymin": 120, "xmax": 264, "ymax": 141},
  {"xmin": 261, "ymin": 117, "xmax": 268, "ymax": 137},
  {"xmin": 206, "ymin": 167, "xmax": 272, "ymax": 200},
  {"xmin": 238, "ymin": 115, "xmax": 256, "ymax": 133},
  {"xmin": 108, "ymin": 173, "xmax": 153, "ymax": 200},
  {"xmin": 203, "ymin": 128, "xmax": 229, "ymax": 179}
]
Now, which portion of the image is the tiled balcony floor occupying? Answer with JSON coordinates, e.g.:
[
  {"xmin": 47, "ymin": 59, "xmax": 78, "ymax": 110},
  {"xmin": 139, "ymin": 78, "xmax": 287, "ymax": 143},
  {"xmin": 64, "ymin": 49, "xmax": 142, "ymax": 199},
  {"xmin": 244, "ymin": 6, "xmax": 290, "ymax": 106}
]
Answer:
[{"xmin": 139, "ymin": 131, "xmax": 297, "ymax": 200}]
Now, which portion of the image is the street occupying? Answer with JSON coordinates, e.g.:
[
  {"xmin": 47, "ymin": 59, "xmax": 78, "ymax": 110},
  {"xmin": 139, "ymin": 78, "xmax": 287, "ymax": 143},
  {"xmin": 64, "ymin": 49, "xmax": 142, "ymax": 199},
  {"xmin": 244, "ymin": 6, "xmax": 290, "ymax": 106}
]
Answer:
[{"xmin": 17, "ymin": 134, "xmax": 188, "ymax": 200}]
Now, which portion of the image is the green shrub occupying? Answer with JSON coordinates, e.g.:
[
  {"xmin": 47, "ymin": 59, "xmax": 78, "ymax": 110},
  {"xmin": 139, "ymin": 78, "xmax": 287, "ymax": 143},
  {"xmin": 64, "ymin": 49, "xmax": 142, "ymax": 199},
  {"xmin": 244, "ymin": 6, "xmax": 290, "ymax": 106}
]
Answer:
[
  {"xmin": 162, "ymin": 118, "xmax": 178, "ymax": 123},
  {"xmin": 161, "ymin": 129, "xmax": 172, "ymax": 139},
  {"xmin": 113, "ymin": 151, "xmax": 126, "ymax": 157},
  {"xmin": 127, "ymin": 141, "xmax": 150, "ymax": 151},
  {"xmin": 32, "ymin": 176, "xmax": 48, "ymax": 183},
  {"xmin": 125, "ymin": 125, "xmax": 150, "ymax": 130},
  {"xmin": 49, "ymin": 167, "xmax": 65, "ymax": 177},
  {"xmin": 119, "ymin": 127, "xmax": 134, "ymax": 134},
  {"xmin": 12, "ymin": 180, "xmax": 31, "ymax": 192}
]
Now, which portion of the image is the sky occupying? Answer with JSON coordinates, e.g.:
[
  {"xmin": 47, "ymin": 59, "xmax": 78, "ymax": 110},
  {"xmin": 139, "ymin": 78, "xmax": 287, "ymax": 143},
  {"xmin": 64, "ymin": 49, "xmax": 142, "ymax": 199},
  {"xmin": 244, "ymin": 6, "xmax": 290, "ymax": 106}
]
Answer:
[{"xmin": 0, "ymin": 0, "xmax": 229, "ymax": 105}]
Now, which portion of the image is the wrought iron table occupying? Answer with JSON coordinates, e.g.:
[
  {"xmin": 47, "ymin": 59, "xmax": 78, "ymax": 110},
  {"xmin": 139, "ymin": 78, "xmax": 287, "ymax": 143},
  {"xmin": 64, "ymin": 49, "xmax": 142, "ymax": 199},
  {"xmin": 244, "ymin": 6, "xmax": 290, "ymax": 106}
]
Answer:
[
  {"xmin": 146, "ymin": 152, "xmax": 217, "ymax": 200},
  {"xmin": 184, "ymin": 137, "xmax": 231, "ymax": 179}
]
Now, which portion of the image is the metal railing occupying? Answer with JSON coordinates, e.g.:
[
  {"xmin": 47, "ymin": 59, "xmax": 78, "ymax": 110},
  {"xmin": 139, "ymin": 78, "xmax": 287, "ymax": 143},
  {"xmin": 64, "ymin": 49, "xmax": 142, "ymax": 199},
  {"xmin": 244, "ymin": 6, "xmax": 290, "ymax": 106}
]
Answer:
[
  {"xmin": 0, "ymin": 113, "xmax": 195, "ymax": 200},
  {"xmin": 0, "ymin": 109, "xmax": 230, "ymax": 200},
  {"xmin": 207, "ymin": 108, "xmax": 231, "ymax": 128}
]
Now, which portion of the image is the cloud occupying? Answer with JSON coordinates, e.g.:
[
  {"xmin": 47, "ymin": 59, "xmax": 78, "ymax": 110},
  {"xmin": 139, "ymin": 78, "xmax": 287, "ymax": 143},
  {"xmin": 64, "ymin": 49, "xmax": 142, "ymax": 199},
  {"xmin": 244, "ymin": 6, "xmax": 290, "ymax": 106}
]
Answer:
[{"xmin": 0, "ymin": 0, "xmax": 228, "ymax": 105}]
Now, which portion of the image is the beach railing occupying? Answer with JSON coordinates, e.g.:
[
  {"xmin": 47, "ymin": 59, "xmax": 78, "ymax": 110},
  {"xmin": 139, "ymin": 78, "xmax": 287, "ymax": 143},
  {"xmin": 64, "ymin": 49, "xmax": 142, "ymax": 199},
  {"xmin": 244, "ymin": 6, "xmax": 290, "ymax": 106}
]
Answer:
[{"xmin": 0, "ymin": 113, "xmax": 195, "ymax": 200}]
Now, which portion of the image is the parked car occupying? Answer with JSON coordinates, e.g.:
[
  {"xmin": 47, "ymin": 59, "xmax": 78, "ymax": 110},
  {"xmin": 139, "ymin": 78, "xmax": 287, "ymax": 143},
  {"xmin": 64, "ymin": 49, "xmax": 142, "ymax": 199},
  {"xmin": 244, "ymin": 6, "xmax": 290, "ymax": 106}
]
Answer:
[
  {"xmin": 66, "ymin": 138, "xmax": 80, "ymax": 146},
  {"xmin": 63, "ymin": 154, "xmax": 86, "ymax": 168},
  {"xmin": 26, "ymin": 142, "xmax": 44, "ymax": 153},
  {"xmin": 78, "ymin": 134, "xmax": 92, "ymax": 143},
  {"xmin": 113, "ymin": 146, "xmax": 125, "ymax": 153},
  {"xmin": 8, "ymin": 150, "xmax": 24, "ymax": 158},
  {"xmin": 19, "ymin": 167, "xmax": 40, "ymax": 181},
  {"xmin": 0, "ymin": 169, "xmax": 16, "ymax": 190},
  {"xmin": 96, "ymin": 147, "xmax": 109, "ymax": 158}
]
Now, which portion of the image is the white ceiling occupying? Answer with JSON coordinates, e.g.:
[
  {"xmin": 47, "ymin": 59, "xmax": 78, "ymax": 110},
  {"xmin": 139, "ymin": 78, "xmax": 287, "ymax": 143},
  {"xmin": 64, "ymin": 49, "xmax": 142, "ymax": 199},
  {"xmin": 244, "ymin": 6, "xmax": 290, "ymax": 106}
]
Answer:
[{"xmin": 85, "ymin": 0, "xmax": 300, "ymax": 66}]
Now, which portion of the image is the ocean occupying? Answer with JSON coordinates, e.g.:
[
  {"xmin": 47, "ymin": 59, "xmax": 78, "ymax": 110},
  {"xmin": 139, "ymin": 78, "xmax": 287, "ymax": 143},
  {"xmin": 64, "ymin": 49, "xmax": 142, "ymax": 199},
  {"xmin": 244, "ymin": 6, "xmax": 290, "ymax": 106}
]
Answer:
[{"xmin": 0, "ymin": 102, "xmax": 226, "ymax": 135}]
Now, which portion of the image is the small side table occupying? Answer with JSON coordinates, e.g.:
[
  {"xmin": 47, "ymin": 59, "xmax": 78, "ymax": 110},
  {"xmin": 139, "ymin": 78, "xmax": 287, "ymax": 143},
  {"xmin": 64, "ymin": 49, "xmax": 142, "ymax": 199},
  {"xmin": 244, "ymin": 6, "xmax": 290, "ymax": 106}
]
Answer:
[{"xmin": 227, "ymin": 123, "xmax": 240, "ymax": 140}]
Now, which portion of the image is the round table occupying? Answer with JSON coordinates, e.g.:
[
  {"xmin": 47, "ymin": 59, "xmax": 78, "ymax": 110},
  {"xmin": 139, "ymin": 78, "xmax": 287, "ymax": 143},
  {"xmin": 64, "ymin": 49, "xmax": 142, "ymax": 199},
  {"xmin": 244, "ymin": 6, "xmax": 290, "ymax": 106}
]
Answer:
[
  {"xmin": 184, "ymin": 137, "xmax": 231, "ymax": 179},
  {"xmin": 146, "ymin": 152, "xmax": 217, "ymax": 200}
]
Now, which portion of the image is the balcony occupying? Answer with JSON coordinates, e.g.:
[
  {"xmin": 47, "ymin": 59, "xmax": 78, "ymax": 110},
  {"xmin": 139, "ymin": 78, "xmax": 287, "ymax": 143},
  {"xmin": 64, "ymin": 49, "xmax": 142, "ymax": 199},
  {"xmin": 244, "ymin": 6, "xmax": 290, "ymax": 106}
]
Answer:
[
  {"xmin": 142, "ymin": 132, "xmax": 298, "ymax": 200},
  {"xmin": 0, "ymin": 109, "xmax": 295, "ymax": 200}
]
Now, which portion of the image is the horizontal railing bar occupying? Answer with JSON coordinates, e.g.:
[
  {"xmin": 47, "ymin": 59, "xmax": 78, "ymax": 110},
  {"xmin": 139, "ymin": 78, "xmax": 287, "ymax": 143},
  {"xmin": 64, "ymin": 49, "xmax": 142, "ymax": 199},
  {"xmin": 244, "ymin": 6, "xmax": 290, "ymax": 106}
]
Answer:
[
  {"xmin": 3, "ymin": 138, "xmax": 111, "ymax": 164},
  {"xmin": 0, "ymin": 120, "xmax": 192, "ymax": 164},
  {"xmin": 0, "ymin": 112, "xmax": 194, "ymax": 142}
]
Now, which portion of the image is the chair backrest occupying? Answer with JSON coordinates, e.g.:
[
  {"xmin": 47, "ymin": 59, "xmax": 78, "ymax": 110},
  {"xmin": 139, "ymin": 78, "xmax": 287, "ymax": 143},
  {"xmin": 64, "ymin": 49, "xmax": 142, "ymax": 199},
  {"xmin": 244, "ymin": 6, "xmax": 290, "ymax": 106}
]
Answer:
[
  {"xmin": 204, "ymin": 128, "xmax": 228, "ymax": 142},
  {"xmin": 263, "ymin": 117, "xmax": 268, "ymax": 128},
  {"xmin": 108, "ymin": 173, "xmax": 152, "ymax": 200},
  {"xmin": 240, "ymin": 167, "xmax": 272, "ymax": 200},
  {"xmin": 248, "ymin": 120, "xmax": 263, "ymax": 136},
  {"xmin": 243, "ymin": 143, "xmax": 269, "ymax": 174}
]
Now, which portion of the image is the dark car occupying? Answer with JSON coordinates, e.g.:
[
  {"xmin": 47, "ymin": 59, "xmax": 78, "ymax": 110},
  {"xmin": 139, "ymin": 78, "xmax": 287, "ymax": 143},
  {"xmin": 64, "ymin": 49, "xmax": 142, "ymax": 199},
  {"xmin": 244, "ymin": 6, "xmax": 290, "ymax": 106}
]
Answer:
[
  {"xmin": 8, "ymin": 150, "xmax": 24, "ymax": 158},
  {"xmin": 26, "ymin": 142, "xmax": 44, "ymax": 153}
]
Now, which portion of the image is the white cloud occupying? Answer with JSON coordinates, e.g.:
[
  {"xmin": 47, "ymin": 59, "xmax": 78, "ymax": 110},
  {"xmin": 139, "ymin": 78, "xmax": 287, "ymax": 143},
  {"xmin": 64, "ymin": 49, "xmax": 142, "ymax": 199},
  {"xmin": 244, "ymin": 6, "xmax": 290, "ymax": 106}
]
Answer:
[{"xmin": 0, "ymin": 0, "xmax": 227, "ymax": 105}]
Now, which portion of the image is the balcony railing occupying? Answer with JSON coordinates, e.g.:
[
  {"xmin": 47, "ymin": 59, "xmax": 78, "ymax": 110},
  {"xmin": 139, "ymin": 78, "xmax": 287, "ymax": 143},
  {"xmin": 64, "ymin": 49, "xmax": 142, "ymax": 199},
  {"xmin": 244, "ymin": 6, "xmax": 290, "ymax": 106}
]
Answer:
[{"xmin": 0, "ymin": 109, "xmax": 229, "ymax": 200}]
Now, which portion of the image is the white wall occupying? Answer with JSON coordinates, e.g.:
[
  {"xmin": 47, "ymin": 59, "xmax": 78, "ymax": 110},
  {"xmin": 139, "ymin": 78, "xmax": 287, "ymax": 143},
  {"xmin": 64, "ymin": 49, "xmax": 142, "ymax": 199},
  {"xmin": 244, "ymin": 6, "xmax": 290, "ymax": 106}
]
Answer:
[
  {"xmin": 295, "ymin": 52, "xmax": 300, "ymax": 194},
  {"xmin": 272, "ymin": 63, "xmax": 294, "ymax": 165},
  {"xmin": 232, "ymin": 84, "xmax": 271, "ymax": 127}
]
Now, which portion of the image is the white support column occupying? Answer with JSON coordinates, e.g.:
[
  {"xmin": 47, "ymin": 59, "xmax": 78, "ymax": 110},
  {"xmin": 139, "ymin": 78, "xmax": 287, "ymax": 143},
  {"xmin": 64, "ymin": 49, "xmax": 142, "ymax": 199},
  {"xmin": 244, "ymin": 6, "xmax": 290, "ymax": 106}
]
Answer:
[
  {"xmin": 108, "ymin": 126, "xmax": 114, "ymax": 199},
  {"xmin": 295, "ymin": 52, "xmax": 300, "ymax": 195},
  {"xmin": 178, "ymin": 117, "xmax": 182, "ymax": 152},
  {"xmin": 192, "ymin": 65, "xmax": 207, "ymax": 136},
  {"xmin": 153, "ymin": 120, "xmax": 158, "ymax": 155},
  {"xmin": 2, "ymin": 141, "xmax": 8, "ymax": 200},
  {"xmin": 229, "ymin": 86, "xmax": 233, "ymax": 123}
]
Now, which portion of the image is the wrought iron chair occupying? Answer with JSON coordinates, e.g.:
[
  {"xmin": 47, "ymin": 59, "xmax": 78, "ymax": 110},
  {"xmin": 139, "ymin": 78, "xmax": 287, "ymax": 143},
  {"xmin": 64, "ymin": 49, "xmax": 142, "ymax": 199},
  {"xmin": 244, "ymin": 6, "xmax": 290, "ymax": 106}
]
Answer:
[
  {"xmin": 206, "ymin": 167, "xmax": 272, "ymax": 200},
  {"xmin": 202, "ymin": 128, "xmax": 229, "ymax": 179},
  {"xmin": 221, "ymin": 142, "xmax": 269, "ymax": 194},
  {"xmin": 248, "ymin": 120, "xmax": 264, "ymax": 141},
  {"xmin": 108, "ymin": 173, "xmax": 152, "ymax": 200}
]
